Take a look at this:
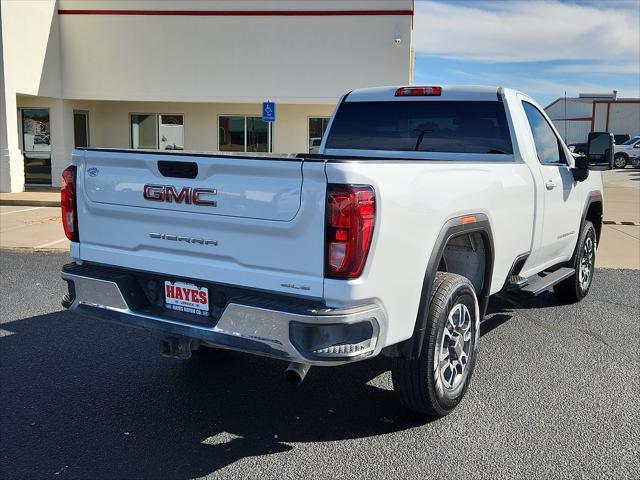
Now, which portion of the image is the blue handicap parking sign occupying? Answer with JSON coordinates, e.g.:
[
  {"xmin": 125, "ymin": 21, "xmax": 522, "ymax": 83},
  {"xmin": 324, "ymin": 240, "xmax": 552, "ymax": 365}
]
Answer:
[{"xmin": 262, "ymin": 102, "xmax": 275, "ymax": 122}]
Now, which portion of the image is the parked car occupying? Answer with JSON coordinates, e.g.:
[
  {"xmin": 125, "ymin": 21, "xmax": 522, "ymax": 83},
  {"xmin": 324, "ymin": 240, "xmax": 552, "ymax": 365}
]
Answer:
[
  {"xmin": 60, "ymin": 85, "xmax": 612, "ymax": 417},
  {"xmin": 614, "ymin": 134, "xmax": 631, "ymax": 145},
  {"xmin": 613, "ymin": 136, "xmax": 640, "ymax": 168}
]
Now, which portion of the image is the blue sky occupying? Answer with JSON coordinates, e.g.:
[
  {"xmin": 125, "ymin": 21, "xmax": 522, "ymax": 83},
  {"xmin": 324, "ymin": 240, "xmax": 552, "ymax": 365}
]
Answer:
[{"xmin": 412, "ymin": 0, "xmax": 640, "ymax": 106}]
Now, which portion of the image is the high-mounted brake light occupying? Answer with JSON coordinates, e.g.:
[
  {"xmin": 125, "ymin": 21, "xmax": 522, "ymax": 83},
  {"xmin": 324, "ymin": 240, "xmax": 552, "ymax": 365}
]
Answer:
[
  {"xmin": 325, "ymin": 185, "xmax": 376, "ymax": 279},
  {"xmin": 395, "ymin": 86, "xmax": 442, "ymax": 97},
  {"xmin": 61, "ymin": 166, "xmax": 78, "ymax": 242}
]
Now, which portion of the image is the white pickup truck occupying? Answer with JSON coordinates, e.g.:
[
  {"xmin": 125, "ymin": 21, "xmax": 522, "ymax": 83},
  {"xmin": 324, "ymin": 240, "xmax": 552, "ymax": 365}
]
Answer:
[{"xmin": 60, "ymin": 86, "xmax": 613, "ymax": 417}]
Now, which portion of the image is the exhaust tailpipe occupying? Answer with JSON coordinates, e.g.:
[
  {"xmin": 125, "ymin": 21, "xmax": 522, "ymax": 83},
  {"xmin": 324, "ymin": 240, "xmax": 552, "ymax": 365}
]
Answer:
[{"xmin": 285, "ymin": 362, "xmax": 311, "ymax": 386}]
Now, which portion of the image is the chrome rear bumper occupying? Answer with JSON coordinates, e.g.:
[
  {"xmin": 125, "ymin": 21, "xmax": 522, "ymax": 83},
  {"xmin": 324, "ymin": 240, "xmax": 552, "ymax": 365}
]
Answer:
[{"xmin": 61, "ymin": 265, "xmax": 386, "ymax": 366}]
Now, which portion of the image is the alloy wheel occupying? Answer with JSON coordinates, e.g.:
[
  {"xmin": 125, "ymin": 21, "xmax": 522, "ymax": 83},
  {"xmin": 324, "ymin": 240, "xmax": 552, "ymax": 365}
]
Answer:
[
  {"xmin": 435, "ymin": 303, "xmax": 472, "ymax": 390},
  {"xmin": 578, "ymin": 232, "xmax": 595, "ymax": 292},
  {"xmin": 614, "ymin": 156, "xmax": 627, "ymax": 168}
]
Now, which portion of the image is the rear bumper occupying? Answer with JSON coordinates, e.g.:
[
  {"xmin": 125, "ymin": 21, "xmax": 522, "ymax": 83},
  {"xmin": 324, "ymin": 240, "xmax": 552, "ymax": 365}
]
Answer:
[{"xmin": 61, "ymin": 263, "xmax": 386, "ymax": 366}]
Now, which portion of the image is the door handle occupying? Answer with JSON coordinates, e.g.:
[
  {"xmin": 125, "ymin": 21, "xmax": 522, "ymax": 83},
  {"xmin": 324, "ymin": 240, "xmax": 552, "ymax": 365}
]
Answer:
[{"xmin": 545, "ymin": 180, "xmax": 556, "ymax": 190}]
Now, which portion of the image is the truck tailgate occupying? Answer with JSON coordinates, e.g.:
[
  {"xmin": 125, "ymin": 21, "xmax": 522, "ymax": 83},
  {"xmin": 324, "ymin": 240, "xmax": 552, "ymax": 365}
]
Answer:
[{"xmin": 75, "ymin": 150, "xmax": 326, "ymax": 298}]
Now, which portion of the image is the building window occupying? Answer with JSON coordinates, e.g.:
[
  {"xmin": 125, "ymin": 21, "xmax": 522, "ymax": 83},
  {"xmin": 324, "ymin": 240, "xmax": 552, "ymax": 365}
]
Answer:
[
  {"xmin": 74, "ymin": 111, "xmax": 90, "ymax": 148},
  {"xmin": 309, "ymin": 117, "xmax": 330, "ymax": 153},
  {"xmin": 219, "ymin": 116, "xmax": 272, "ymax": 153},
  {"xmin": 131, "ymin": 114, "xmax": 184, "ymax": 150}
]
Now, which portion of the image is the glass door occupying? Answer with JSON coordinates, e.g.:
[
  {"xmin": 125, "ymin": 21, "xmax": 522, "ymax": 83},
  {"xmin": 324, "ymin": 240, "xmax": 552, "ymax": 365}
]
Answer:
[{"xmin": 22, "ymin": 108, "xmax": 52, "ymax": 185}]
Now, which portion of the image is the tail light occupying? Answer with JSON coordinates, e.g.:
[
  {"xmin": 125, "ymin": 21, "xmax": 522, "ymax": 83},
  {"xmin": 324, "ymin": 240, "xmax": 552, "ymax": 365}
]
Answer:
[
  {"xmin": 325, "ymin": 184, "xmax": 376, "ymax": 279},
  {"xmin": 395, "ymin": 86, "xmax": 442, "ymax": 96},
  {"xmin": 61, "ymin": 166, "xmax": 78, "ymax": 241}
]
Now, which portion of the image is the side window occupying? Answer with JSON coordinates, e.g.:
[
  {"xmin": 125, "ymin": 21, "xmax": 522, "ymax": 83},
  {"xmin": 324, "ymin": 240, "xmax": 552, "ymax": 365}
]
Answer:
[{"xmin": 522, "ymin": 102, "xmax": 564, "ymax": 165}]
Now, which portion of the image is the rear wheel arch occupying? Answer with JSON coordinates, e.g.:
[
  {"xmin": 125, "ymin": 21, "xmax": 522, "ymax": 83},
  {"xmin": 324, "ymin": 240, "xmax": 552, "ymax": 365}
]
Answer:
[{"xmin": 398, "ymin": 214, "xmax": 495, "ymax": 360}]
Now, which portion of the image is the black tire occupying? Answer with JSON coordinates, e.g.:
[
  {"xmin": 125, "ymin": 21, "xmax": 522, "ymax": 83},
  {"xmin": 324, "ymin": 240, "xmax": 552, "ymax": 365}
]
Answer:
[
  {"xmin": 554, "ymin": 221, "xmax": 596, "ymax": 304},
  {"xmin": 392, "ymin": 272, "xmax": 479, "ymax": 417},
  {"xmin": 189, "ymin": 344, "xmax": 232, "ymax": 363},
  {"xmin": 614, "ymin": 154, "xmax": 628, "ymax": 169}
]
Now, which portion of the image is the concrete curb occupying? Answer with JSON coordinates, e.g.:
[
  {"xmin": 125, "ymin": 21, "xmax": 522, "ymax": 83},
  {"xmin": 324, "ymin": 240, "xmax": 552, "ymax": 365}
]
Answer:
[
  {"xmin": 0, "ymin": 246, "xmax": 69, "ymax": 253},
  {"xmin": 0, "ymin": 199, "xmax": 60, "ymax": 207}
]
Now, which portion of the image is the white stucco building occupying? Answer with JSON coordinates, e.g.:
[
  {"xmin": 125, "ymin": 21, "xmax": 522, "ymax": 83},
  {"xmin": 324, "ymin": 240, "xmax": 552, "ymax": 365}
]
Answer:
[
  {"xmin": 0, "ymin": 0, "xmax": 414, "ymax": 192},
  {"xmin": 545, "ymin": 92, "xmax": 640, "ymax": 145}
]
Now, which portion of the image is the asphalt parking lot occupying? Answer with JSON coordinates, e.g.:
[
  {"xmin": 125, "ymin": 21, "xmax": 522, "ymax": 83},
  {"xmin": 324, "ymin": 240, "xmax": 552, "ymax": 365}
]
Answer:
[{"xmin": 0, "ymin": 250, "xmax": 638, "ymax": 479}]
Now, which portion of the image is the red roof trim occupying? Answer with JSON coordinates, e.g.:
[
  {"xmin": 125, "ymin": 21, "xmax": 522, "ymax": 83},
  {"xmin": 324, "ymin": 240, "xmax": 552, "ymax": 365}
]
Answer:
[
  {"xmin": 57, "ymin": 9, "xmax": 414, "ymax": 16},
  {"xmin": 551, "ymin": 117, "xmax": 592, "ymax": 122},
  {"xmin": 591, "ymin": 100, "xmax": 640, "ymax": 104},
  {"xmin": 545, "ymin": 98, "xmax": 640, "ymax": 110}
]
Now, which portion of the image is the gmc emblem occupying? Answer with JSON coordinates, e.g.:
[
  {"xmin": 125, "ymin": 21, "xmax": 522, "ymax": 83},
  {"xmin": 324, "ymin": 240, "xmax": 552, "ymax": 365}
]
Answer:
[{"xmin": 143, "ymin": 184, "xmax": 217, "ymax": 207}]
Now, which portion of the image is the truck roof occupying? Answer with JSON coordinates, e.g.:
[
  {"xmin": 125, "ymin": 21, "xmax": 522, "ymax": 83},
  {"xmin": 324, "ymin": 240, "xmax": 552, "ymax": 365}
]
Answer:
[{"xmin": 345, "ymin": 85, "xmax": 506, "ymax": 102}]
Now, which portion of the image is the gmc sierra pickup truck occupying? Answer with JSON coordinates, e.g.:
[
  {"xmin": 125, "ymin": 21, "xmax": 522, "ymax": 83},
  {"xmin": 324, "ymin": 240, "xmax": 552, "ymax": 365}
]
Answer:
[{"xmin": 60, "ymin": 86, "xmax": 613, "ymax": 417}]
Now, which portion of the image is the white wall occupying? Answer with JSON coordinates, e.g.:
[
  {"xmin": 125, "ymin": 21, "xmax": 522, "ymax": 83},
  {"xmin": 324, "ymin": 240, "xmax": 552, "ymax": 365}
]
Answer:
[
  {"xmin": 547, "ymin": 99, "xmax": 594, "ymax": 144},
  {"xmin": 1, "ymin": 0, "xmax": 61, "ymax": 98},
  {"xmin": 607, "ymin": 103, "xmax": 640, "ymax": 137},
  {"xmin": 57, "ymin": 0, "xmax": 412, "ymax": 103},
  {"xmin": 592, "ymin": 103, "xmax": 608, "ymax": 131},
  {"xmin": 545, "ymin": 99, "xmax": 593, "ymax": 120},
  {"xmin": 551, "ymin": 120, "xmax": 591, "ymax": 146}
]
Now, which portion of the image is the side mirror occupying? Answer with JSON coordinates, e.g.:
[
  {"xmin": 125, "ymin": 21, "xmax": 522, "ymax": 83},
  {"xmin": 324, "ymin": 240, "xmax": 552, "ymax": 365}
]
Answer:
[
  {"xmin": 571, "ymin": 153, "xmax": 589, "ymax": 182},
  {"xmin": 587, "ymin": 132, "xmax": 614, "ymax": 170}
]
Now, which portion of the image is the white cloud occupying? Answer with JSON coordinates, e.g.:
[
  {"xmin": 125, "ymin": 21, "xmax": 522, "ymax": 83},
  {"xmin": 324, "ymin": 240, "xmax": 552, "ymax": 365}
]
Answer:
[
  {"xmin": 413, "ymin": 1, "xmax": 640, "ymax": 66},
  {"xmin": 414, "ymin": 67, "xmax": 639, "ymax": 103},
  {"xmin": 548, "ymin": 64, "xmax": 640, "ymax": 74}
]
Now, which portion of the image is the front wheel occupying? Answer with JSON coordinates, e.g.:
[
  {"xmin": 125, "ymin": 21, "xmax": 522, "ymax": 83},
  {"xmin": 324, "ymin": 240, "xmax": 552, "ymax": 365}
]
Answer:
[
  {"xmin": 554, "ymin": 221, "xmax": 596, "ymax": 304},
  {"xmin": 392, "ymin": 272, "xmax": 480, "ymax": 417},
  {"xmin": 614, "ymin": 154, "xmax": 628, "ymax": 169}
]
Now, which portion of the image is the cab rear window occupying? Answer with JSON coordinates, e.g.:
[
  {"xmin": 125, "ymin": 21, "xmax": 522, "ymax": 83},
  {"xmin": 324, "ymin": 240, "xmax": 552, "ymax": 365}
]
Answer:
[{"xmin": 325, "ymin": 101, "xmax": 513, "ymax": 154}]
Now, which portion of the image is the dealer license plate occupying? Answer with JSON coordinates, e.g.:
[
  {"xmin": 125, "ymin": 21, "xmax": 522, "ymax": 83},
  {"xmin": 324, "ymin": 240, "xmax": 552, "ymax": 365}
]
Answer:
[{"xmin": 164, "ymin": 281, "xmax": 210, "ymax": 316}]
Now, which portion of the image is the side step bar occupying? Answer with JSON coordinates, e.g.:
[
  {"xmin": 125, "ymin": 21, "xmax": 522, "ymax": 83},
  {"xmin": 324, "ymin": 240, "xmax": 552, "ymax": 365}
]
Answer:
[{"xmin": 520, "ymin": 267, "xmax": 574, "ymax": 296}]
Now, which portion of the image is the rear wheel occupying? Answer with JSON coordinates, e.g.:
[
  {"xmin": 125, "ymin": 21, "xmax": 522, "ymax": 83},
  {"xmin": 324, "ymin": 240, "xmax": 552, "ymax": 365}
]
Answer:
[
  {"xmin": 392, "ymin": 272, "xmax": 480, "ymax": 417},
  {"xmin": 554, "ymin": 221, "xmax": 596, "ymax": 304}
]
